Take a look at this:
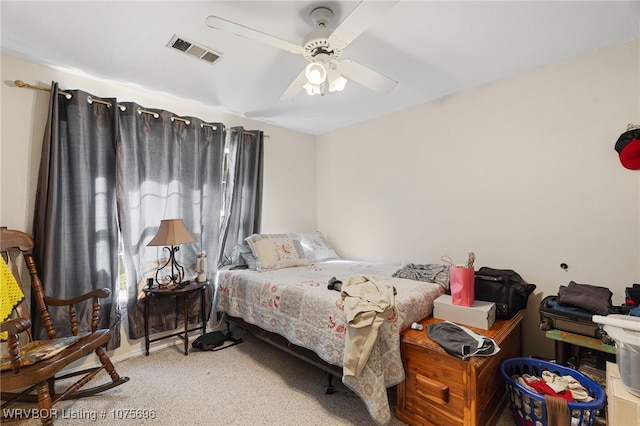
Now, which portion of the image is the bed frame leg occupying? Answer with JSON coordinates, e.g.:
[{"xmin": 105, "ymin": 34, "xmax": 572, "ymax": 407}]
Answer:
[{"xmin": 324, "ymin": 372, "xmax": 335, "ymax": 394}]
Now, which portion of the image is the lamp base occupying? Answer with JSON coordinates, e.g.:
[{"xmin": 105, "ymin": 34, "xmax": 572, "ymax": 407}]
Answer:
[{"xmin": 155, "ymin": 245, "xmax": 187, "ymax": 289}]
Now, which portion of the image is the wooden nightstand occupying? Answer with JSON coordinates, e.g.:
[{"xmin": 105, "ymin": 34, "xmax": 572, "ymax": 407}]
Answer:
[
  {"xmin": 396, "ymin": 309, "xmax": 525, "ymax": 426},
  {"xmin": 143, "ymin": 281, "xmax": 208, "ymax": 356}
]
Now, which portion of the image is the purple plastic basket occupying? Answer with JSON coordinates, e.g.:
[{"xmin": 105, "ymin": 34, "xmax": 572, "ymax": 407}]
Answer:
[{"xmin": 500, "ymin": 358, "xmax": 606, "ymax": 426}]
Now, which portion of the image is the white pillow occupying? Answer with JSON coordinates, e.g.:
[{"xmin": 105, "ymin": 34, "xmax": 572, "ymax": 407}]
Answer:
[
  {"xmin": 297, "ymin": 231, "xmax": 340, "ymax": 262},
  {"xmin": 245, "ymin": 233, "xmax": 309, "ymax": 271}
]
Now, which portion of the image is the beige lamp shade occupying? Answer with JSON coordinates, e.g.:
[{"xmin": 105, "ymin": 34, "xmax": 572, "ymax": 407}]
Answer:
[{"xmin": 147, "ymin": 219, "xmax": 196, "ymax": 246}]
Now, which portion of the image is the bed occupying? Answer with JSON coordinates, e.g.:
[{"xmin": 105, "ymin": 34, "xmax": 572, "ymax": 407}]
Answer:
[{"xmin": 215, "ymin": 233, "xmax": 446, "ymax": 425}]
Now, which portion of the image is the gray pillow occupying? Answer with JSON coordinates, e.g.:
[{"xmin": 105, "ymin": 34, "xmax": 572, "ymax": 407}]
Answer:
[
  {"xmin": 229, "ymin": 244, "xmax": 255, "ymax": 268},
  {"xmin": 241, "ymin": 252, "xmax": 257, "ymax": 270}
]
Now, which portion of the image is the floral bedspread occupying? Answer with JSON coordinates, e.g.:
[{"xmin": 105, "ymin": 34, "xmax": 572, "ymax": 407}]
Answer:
[{"xmin": 216, "ymin": 260, "xmax": 445, "ymax": 425}]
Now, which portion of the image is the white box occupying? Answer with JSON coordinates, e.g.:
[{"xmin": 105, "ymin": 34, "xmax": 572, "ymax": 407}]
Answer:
[
  {"xmin": 607, "ymin": 361, "xmax": 640, "ymax": 425},
  {"xmin": 433, "ymin": 294, "xmax": 496, "ymax": 330}
]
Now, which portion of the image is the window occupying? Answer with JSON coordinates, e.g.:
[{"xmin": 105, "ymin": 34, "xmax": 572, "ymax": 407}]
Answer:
[{"xmin": 117, "ymin": 137, "xmax": 231, "ymax": 304}]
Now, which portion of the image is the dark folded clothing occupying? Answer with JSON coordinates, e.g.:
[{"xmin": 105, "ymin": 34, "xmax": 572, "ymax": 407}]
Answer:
[
  {"xmin": 627, "ymin": 284, "xmax": 640, "ymax": 304},
  {"xmin": 557, "ymin": 281, "xmax": 613, "ymax": 315}
]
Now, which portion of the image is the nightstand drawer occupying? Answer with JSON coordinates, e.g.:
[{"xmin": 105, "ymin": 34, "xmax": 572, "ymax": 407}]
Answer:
[
  {"xmin": 415, "ymin": 373, "xmax": 450, "ymax": 405},
  {"xmin": 403, "ymin": 345, "xmax": 466, "ymax": 421}
]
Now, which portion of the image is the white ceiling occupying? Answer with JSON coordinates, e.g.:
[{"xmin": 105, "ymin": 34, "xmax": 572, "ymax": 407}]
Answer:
[{"xmin": 2, "ymin": 1, "xmax": 639, "ymax": 135}]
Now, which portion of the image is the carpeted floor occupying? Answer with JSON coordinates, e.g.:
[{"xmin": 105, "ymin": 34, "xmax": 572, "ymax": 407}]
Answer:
[{"xmin": 5, "ymin": 327, "xmax": 513, "ymax": 425}]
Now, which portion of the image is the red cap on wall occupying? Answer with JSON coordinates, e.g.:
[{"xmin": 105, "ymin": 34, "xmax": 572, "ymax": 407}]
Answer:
[{"xmin": 615, "ymin": 128, "xmax": 640, "ymax": 170}]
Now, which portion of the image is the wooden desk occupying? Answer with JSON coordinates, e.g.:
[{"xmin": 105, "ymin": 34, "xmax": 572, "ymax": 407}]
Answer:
[
  {"xmin": 396, "ymin": 310, "xmax": 525, "ymax": 426},
  {"xmin": 143, "ymin": 281, "xmax": 208, "ymax": 355}
]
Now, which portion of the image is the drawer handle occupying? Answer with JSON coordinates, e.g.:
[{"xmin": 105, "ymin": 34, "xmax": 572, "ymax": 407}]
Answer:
[{"xmin": 415, "ymin": 374, "xmax": 449, "ymax": 404}]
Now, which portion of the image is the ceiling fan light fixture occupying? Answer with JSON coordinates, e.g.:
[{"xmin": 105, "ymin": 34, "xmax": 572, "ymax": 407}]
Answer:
[
  {"xmin": 305, "ymin": 62, "xmax": 327, "ymax": 85},
  {"xmin": 303, "ymin": 81, "xmax": 324, "ymax": 96},
  {"xmin": 328, "ymin": 68, "xmax": 348, "ymax": 92}
]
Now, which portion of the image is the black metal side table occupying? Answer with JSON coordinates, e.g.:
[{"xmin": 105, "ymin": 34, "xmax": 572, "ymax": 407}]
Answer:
[{"xmin": 143, "ymin": 280, "xmax": 208, "ymax": 356}]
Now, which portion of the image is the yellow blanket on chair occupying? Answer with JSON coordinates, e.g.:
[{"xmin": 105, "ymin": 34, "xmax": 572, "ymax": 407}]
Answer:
[{"xmin": 1, "ymin": 258, "xmax": 24, "ymax": 340}]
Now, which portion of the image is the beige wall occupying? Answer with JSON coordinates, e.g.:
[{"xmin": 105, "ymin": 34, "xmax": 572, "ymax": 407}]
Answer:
[
  {"xmin": 2, "ymin": 40, "xmax": 639, "ymax": 362},
  {"xmin": 316, "ymin": 39, "xmax": 640, "ymax": 358},
  {"xmin": 0, "ymin": 56, "xmax": 317, "ymax": 361}
]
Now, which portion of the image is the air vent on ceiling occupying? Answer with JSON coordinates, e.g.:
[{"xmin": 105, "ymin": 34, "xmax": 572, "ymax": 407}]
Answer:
[{"xmin": 167, "ymin": 35, "xmax": 222, "ymax": 64}]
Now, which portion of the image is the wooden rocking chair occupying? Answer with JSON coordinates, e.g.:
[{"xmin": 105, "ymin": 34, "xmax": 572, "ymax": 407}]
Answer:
[{"xmin": 1, "ymin": 227, "xmax": 129, "ymax": 425}]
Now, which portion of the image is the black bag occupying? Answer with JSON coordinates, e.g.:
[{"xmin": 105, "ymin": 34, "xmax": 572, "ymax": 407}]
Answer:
[
  {"xmin": 192, "ymin": 331, "xmax": 242, "ymax": 351},
  {"xmin": 474, "ymin": 267, "xmax": 536, "ymax": 319}
]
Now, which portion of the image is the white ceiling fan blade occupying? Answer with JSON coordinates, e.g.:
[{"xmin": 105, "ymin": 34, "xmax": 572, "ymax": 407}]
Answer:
[
  {"xmin": 278, "ymin": 69, "xmax": 308, "ymax": 102},
  {"xmin": 328, "ymin": 0, "xmax": 399, "ymax": 50},
  {"xmin": 339, "ymin": 59, "xmax": 397, "ymax": 95},
  {"xmin": 206, "ymin": 16, "xmax": 304, "ymax": 55}
]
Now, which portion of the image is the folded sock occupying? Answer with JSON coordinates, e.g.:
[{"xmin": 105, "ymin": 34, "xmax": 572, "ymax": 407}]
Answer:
[{"xmin": 328, "ymin": 277, "xmax": 342, "ymax": 291}]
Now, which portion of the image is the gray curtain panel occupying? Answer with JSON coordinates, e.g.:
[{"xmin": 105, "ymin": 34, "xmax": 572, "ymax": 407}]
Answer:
[
  {"xmin": 30, "ymin": 86, "xmax": 262, "ymax": 344},
  {"xmin": 117, "ymin": 104, "xmax": 223, "ymax": 339},
  {"xmin": 32, "ymin": 83, "xmax": 121, "ymax": 349},
  {"xmin": 218, "ymin": 127, "xmax": 264, "ymax": 266}
]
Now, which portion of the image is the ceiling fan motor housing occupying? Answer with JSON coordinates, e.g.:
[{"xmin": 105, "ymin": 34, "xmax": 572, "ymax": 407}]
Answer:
[
  {"xmin": 303, "ymin": 7, "xmax": 342, "ymax": 63},
  {"xmin": 303, "ymin": 29, "xmax": 341, "ymax": 62}
]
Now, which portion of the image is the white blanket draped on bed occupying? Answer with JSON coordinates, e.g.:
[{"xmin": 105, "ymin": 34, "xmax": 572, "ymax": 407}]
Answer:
[{"xmin": 216, "ymin": 260, "xmax": 445, "ymax": 425}]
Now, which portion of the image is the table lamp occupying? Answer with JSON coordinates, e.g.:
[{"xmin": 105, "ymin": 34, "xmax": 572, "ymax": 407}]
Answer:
[{"xmin": 147, "ymin": 219, "xmax": 196, "ymax": 288}]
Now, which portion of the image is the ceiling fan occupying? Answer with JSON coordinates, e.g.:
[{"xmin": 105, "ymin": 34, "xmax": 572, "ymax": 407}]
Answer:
[{"xmin": 205, "ymin": 1, "xmax": 399, "ymax": 101}]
